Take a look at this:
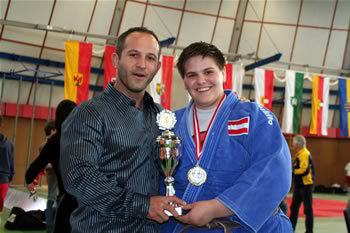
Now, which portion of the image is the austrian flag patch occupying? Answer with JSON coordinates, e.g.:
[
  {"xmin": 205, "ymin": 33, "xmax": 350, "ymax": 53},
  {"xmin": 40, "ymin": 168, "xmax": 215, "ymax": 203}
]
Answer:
[{"xmin": 228, "ymin": 117, "xmax": 250, "ymax": 136}]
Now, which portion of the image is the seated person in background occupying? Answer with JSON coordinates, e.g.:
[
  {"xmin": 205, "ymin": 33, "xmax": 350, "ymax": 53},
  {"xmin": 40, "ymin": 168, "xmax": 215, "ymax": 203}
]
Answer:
[{"xmin": 161, "ymin": 42, "xmax": 293, "ymax": 233}]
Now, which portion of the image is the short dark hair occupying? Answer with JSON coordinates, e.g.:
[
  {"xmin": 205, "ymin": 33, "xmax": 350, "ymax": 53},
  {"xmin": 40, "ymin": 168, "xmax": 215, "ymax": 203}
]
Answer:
[
  {"xmin": 55, "ymin": 100, "xmax": 77, "ymax": 134},
  {"xmin": 176, "ymin": 42, "xmax": 226, "ymax": 78},
  {"xmin": 116, "ymin": 27, "xmax": 161, "ymax": 59},
  {"xmin": 44, "ymin": 121, "xmax": 56, "ymax": 136}
]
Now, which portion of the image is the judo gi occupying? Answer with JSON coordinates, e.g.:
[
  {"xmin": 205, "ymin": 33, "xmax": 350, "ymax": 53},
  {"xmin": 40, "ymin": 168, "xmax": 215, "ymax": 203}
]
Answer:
[{"xmin": 160, "ymin": 92, "xmax": 293, "ymax": 233}]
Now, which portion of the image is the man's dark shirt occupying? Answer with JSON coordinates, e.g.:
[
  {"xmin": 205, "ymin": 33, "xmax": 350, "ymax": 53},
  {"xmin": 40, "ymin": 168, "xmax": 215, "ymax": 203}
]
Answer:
[{"xmin": 60, "ymin": 84, "xmax": 161, "ymax": 233}]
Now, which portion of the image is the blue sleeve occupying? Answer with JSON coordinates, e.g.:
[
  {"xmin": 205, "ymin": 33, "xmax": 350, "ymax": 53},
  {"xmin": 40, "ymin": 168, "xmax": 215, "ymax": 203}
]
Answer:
[
  {"xmin": 60, "ymin": 106, "xmax": 150, "ymax": 219},
  {"xmin": 216, "ymin": 115, "xmax": 292, "ymax": 232}
]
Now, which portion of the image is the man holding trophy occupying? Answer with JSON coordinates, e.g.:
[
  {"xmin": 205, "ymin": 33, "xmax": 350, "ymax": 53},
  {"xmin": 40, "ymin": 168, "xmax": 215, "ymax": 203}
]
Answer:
[
  {"xmin": 60, "ymin": 27, "xmax": 185, "ymax": 233},
  {"xmin": 160, "ymin": 42, "xmax": 293, "ymax": 233}
]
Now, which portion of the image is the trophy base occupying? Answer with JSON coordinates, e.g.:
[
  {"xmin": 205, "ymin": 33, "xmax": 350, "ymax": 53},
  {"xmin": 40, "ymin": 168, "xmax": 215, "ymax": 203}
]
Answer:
[{"xmin": 164, "ymin": 206, "xmax": 183, "ymax": 216}]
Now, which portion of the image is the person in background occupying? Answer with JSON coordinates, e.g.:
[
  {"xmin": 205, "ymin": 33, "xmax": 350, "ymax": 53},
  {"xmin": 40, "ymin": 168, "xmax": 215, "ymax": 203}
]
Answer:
[
  {"xmin": 345, "ymin": 161, "xmax": 350, "ymax": 194},
  {"xmin": 289, "ymin": 134, "xmax": 314, "ymax": 233},
  {"xmin": 0, "ymin": 116, "xmax": 14, "ymax": 227},
  {"xmin": 25, "ymin": 100, "xmax": 77, "ymax": 233},
  {"xmin": 161, "ymin": 41, "xmax": 293, "ymax": 233},
  {"xmin": 60, "ymin": 27, "xmax": 185, "ymax": 233},
  {"xmin": 28, "ymin": 120, "xmax": 57, "ymax": 233}
]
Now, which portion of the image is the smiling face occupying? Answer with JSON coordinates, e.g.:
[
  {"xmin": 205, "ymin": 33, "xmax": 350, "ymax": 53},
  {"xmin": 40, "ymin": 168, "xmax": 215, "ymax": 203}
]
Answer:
[
  {"xmin": 183, "ymin": 55, "xmax": 225, "ymax": 110},
  {"xmin": 115, "ymin": 32, "xmax": 160, "ymax": 97}
]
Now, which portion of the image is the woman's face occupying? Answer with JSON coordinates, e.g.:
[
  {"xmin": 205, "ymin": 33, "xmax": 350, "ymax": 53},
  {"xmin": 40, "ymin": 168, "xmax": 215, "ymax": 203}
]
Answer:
[{"xmin": 183, "ymin": 56, "xmax": 225, "ymax": 110}]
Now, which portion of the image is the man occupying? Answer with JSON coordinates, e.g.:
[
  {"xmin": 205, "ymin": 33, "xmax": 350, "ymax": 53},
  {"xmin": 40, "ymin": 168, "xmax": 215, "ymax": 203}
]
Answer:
[
  {"xmin": 60, "ymin": 27, "xmax": 185, "ymax": 233},
  {"xmin": 0, "ymin": 116, "xmax": 14, "ymax": 226},
  {"xmin": 289, "ymin": 134, "xmax": 314, "ymax": 233},
  {"xmin": 161, "ymin": 42, "xmax": 293, "ymax": 233}
]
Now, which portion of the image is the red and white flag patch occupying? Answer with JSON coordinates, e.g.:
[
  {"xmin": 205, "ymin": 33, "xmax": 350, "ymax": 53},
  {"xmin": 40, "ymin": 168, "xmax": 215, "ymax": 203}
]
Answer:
[{"xmin": 228, "ymin": 117, "xmax": 250, "ymax": 136}]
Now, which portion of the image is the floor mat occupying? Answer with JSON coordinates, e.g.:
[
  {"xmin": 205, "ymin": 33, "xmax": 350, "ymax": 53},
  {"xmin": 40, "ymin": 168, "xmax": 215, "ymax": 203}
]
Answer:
[{"xmin": 287, "ymin": 197, "xmax": 347, "ymax": 217}]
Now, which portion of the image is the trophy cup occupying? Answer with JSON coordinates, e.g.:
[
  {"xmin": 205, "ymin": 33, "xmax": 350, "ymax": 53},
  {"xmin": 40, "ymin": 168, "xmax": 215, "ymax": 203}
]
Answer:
[{"xmin": 155, "ymin": 109, "xmax": 183, "ymax": 216}]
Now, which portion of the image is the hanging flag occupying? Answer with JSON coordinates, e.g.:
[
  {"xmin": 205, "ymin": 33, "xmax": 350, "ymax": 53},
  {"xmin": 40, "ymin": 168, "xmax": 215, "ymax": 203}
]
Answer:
[
  {"xmin": 254, "ymin": 68, "xmax": 274, "ymax": 110},
  {"xmin": 64, "ymin": 41, "xmax": 92, "ymax": 104},
  {"xmin": 224, "ymin": 63, "xmax": 245, "ymax": 97},
  {"xmin": 310, "ymin": 75, "xmax": 330, "ymax": 136},
  {"xmin": 339, "ymin": 79, "xmax": 350, "ymax": 137},
  {"xmin": 282, "ymin": 71, "xmax": 304, "ymax": 134},
  {"xmin": 104, "ymin": 45, "xmax": 117, "ymax": 89},
  {"xmin": 149, "ymin": 56, "xmax": 174, "ymax": 109}
]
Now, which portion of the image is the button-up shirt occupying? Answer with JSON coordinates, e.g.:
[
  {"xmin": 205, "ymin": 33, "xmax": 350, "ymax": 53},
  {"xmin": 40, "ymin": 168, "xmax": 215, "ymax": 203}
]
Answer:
[{"xmin": 60, "ymin": 83, "xmax": 161, "ymax": 233}]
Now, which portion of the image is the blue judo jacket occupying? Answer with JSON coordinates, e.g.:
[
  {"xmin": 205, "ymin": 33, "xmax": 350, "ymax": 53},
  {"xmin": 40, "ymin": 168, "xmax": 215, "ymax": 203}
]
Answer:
[{"xmin": 161, "ymin": 92, "xmax": 293, "ymax": 233}]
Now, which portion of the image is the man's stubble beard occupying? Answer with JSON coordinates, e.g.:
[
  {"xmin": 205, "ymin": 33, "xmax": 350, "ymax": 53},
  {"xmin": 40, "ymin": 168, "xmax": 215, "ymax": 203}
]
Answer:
[{"xmin": 118, "ymin": 66, "xmax": 157, "ymax": 94}]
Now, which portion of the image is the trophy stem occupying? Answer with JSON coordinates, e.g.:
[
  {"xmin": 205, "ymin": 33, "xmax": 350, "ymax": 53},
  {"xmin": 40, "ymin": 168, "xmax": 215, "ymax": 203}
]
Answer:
[{"xmin": 165, "ymin": 176, "xmax": 175, "ymax": 197}]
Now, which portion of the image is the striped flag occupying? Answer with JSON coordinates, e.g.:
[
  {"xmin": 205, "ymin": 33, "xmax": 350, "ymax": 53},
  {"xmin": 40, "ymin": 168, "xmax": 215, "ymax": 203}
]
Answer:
[
  {"xmin": 228, "ymin": 117, "xmax": 250, "ymax": 136},
  {"xmin": 282, "ymin": 71, "xmax": 304, "ymax": 134},
  {"xmin": 149, "ymin": 56, "xmax": 174, "ymax": 109},
  {"xmin": 254, "ymin": 68, "xmax": 274, "ymax": 110},
  {"xmin": 104, "ymin": 45, "xmax": 117, "ymax": 89},
  {"xmin": 339, "ymin": 79, "xmax": 350, "ymax": 137},
  {"xmin": 64, "ymin": 41, "xmax": 92, "ymax": 104},
  {"xmin": 310, "ymin": 75, "xmax": 330, "ymax": 136},
  {"xmin": 224, "ymin": 63, "xmax": 245, "ymax": 97}
]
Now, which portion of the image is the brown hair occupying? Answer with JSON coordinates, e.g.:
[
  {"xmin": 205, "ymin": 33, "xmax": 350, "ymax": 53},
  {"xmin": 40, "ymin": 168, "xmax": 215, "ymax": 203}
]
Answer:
[
  {"xmin": 116, "ymin": 27, "xmax": 161, "ymax": 59},
  {"xmin": 176, "ymin": 41, "xmax": 226, "ymax": 78}
]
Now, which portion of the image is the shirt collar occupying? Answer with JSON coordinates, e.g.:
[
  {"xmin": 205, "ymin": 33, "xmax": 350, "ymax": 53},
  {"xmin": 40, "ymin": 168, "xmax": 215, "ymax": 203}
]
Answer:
[{"xmin": 104, "ymin": 82, "xmax": 155, "ymax": 108}]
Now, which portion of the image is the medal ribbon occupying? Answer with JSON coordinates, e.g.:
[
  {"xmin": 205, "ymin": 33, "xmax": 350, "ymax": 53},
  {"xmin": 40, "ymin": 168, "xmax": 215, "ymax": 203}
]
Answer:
[{"xmin": 192, "ymin": 94, "xmax": 226, "ymax": 161}]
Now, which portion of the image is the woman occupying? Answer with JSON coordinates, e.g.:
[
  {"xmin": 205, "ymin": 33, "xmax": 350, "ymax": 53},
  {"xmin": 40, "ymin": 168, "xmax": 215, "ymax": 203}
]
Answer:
[
  {"xmin": 25, "ymin": 99, "xmax": 77, "ymax": 233},
  {"xmin": 161, "ymin": 42, "xmax": 293, "ymax": 233}
]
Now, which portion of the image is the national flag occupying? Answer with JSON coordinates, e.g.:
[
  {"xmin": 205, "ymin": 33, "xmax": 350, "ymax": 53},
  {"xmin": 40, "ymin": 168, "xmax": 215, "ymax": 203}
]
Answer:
[
  {"xmin": 254, "ymin": 68, "xmax": 274, "ymax": 110},
  {"xmin": 104, "ymin": 45, "xmax": 117, "ymax": 89},
  {"xmin": 64, "ymin": 41, "xmax": 92, "ymax": 104},
  {"xmin": 310, "ymin": 75, "xmax": 330, "ymax": 136},
  {"xmin": 228, "ymin": 117, "xmax": 250, "ymax": 136},
  {"xmin": 339, "ymin": 79, "xmax": 350, "ymax": 137},
  {"xmin": 149, "ymin": 56, "xmax": 174, "ymax": 109},
  {"xmin": 224, "ymin": 63, "xmax": 245, "ymax": 97},
  {"xmin": 282, "ymin": 71, "xmax": 304, "ymax": 134}
]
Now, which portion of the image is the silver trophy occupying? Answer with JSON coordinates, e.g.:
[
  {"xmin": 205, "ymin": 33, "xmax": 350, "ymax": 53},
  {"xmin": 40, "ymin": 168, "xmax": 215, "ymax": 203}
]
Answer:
[{"xmin": 156, "ymin": 110, "xmax": 183, "ymax": 215}]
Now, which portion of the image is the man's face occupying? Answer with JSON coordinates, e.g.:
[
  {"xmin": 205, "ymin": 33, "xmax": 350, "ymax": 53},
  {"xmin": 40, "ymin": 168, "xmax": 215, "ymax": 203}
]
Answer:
[
  {"xmin": 183, "ymin": 56, "xmax": 225, "ymax": 110},
  {"xmin": 116, "ymin": 32, "xmax": 160, "ymax": 94}
]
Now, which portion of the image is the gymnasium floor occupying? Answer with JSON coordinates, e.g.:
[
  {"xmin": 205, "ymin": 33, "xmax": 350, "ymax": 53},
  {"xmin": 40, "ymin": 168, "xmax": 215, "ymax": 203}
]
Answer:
[{"xmin": 0, "ymin": 188, "xmax": 348, "ymax": 233}]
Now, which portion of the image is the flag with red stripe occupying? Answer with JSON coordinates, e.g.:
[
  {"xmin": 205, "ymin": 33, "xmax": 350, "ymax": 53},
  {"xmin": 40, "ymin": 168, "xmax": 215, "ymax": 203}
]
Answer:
[
  {"xmin": 64, "ymin": 41, "xmax": 92, "ymax": 104},
  {"xmin": 228, "ymin": 117, "xmax": 250, "ymax": 136},
  {"xmin": 104, "ymin": 45, "xmax": 117, "ymax": 89},
  {"xmin": 149, "ymin": 56, "xmax": 174, "ymax": 109},
  {"xmin": 310, "ymin": 75, "xmax": 329, "ymax": 136},
  {"xmin": 224, "ymin": 63, "xmax": 245, "ymax": 97},
  {"xmin": 254, "ymin": 68, "xmax": 274, "ymax": 110}
]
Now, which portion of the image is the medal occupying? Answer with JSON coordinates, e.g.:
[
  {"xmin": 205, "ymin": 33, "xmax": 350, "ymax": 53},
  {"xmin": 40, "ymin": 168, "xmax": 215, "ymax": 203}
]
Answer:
[
  {"xmin": 188, "ymin": 94, "xmax": 226, "ymax": 186},
  {"xmin": 187, "ymin": 165, "xmax": 207, "ymax": 186}
]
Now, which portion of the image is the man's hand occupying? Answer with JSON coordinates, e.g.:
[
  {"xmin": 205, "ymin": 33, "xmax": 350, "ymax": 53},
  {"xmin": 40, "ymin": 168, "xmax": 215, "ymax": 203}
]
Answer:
[
  {"xmin": 175, "ymin": 199, "xmax": 233, "ymax": 226},
  {"xmin": 147, "ymin": 196, "xmax": 186, "ymax": 223},
  {"xmin": 26, "ymin": 183, "xmax": 36, "ymax": 193}
]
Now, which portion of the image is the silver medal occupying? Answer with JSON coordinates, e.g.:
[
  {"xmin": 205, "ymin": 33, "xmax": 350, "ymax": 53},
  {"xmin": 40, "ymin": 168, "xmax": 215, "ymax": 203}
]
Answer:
[{"xmin": 187, "ymin": 166, "xmax": 207, "ymax": 186}]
